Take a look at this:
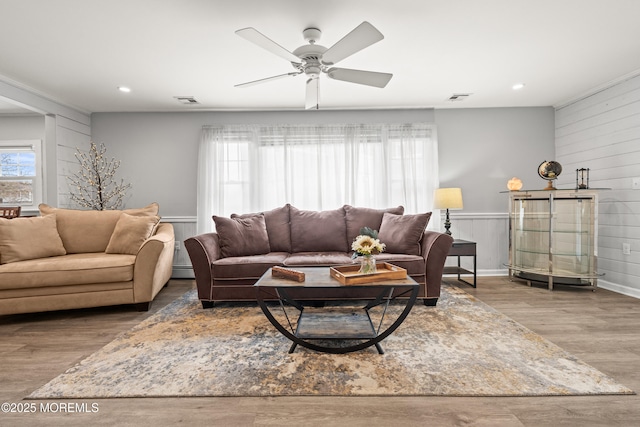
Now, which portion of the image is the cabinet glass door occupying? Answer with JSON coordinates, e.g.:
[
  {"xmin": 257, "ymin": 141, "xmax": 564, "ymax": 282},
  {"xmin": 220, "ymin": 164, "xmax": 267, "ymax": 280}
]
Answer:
[
  {"xmin": 551, "ymin": 197, "xmax": 594, "ymax": 276},
  {"xmin": 511, "ymin": 198, "xmax": 550, "ymax": 274}
]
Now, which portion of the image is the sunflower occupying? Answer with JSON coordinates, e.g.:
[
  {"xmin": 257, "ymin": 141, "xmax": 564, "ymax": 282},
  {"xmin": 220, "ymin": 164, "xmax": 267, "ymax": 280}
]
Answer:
[{"xmin": 351, "ymin": 234, "xmax": 385, "ymax": 257}]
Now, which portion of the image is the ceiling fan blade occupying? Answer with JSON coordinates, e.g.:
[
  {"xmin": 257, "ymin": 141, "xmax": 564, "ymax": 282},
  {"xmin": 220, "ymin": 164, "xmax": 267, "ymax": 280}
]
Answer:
[
  {"xmin": 327, "ymin": 67, "xmax": 392, "ymax": 88},
  {"xmin": 321, "ymin": 21, "xmax": 384, "ymax": 66},
  {"xmin": 235, "ymin": 72, "xmax": 300, "ymax": 88},
  {"xmin": 305, "ymin": 78, "xmax": 319, "ymax": 110},
  {"xmin": 235, "ymin": 27, "xmax": 300, "ymax": 63}
]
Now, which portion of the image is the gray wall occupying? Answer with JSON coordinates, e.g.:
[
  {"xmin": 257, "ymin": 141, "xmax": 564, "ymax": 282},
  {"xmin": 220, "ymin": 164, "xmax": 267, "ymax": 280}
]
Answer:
[
  {"xmin": 435, "ymin": 107, "xmax": 555, "ymax": 212},
  {"xmin": 92, "ymin": 107, "xmax": 555, "ymax": 277},
  {"xmin": 0, "ymin": 115, "xmax": 45, "ymax": 139},
  {"xmin": 91, "ymin": 107, "xmax": 555, "ymax": 217}
]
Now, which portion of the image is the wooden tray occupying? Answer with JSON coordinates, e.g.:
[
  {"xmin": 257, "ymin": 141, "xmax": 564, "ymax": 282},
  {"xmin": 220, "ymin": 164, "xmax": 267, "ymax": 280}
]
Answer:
[{"xmin": 329, "ymin": 262, "xmax": 407, "ymax": 285}]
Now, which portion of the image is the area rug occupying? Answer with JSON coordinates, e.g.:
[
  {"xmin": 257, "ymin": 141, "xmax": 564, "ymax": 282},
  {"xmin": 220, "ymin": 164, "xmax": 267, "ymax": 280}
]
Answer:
[{"xmin": 28, "ymin": 285, "xmax": 633, "ymax": 398}]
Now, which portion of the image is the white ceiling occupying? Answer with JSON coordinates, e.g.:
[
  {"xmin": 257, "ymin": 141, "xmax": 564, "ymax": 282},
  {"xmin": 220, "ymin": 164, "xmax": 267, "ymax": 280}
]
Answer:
[{"xmin": 1, "ymin": 0, "xmax": 640, "ymax": 114}]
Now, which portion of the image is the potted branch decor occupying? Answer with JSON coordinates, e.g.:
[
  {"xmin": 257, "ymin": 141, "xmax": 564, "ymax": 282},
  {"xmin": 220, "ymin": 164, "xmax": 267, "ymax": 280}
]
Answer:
[{"xmin": 67, "ymin": 141, "xmax": 131, "ymax": 210}]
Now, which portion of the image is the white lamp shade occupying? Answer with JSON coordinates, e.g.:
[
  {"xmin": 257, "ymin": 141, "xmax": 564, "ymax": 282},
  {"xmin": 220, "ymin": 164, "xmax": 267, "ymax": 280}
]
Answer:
[{"xmin": 433, "ymin": 188, "xmax": 464, "ymax": 210}]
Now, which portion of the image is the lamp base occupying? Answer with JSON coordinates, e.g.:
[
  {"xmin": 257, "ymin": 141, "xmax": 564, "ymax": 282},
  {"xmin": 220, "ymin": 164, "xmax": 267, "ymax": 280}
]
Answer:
[{"xmin": 443, "ymin": 209, "xmax": 452, "ymax": 235}]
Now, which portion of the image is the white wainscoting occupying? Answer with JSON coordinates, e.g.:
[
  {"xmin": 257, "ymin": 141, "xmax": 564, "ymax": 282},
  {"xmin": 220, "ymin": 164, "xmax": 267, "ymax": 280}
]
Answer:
[
  {"xmin": 441, "ymin": 212, "xmax": 510, "ymax": 276},
  {"xmin": 163, "ymin": 216, "xmax": 197, "ymax": 279},
  {"xmin": 165, "ymin": 212, "xmax": 510, "ymax": 279}
]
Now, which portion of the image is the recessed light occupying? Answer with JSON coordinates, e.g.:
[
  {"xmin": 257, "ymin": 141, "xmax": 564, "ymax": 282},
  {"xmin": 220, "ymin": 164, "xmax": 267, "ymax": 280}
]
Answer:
[
  {"xmin": 512, "ymin": 83, "xmax": 525, "ymax": 90},
  {"xmin": 118, "ymin": 86, "xmax": 131, "ymax": 93}
]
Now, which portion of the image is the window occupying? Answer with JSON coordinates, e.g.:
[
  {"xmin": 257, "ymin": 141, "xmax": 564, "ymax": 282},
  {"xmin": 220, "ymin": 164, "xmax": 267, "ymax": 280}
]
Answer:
[
  {"xmin": 197, "ymin": 124, "xmax": 438, "ymax": 234},
  {"xmin": 0, "ymin": 140, "xmax": 42, "ymax": 208}
]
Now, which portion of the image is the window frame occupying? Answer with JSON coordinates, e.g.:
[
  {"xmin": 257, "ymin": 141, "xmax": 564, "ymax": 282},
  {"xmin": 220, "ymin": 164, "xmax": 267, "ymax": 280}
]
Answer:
[{"xmin": 0, "ymin": 139, "xmax": 43, "ymax": 209}]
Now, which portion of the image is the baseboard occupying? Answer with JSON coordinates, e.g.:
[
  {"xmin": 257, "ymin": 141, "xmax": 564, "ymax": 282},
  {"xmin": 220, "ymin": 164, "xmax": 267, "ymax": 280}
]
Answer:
[
  {"xmin": 478, "ymin": 269, "xmax": 509, "ymax": 276},
  {"xmin": 598, "ymin": 279, "xmax": 640, "ymax": 300},
  {"xmin": 172, "ymin": 266, "xmax": 195, "ymax": 279}
]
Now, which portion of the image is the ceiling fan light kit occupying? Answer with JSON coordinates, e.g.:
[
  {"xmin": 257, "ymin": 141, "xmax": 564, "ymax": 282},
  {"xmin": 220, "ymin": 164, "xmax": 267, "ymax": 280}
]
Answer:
[{"xmin": 235, "ymin": 21, "xmax": 393, "ymax": 109}]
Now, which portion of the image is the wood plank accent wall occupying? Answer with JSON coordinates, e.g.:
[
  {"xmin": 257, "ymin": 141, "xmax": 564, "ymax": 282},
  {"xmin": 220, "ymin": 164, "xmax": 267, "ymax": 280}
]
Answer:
[
  {"xmin": 555, "ymin": 74, "xmax": 640, "ymax": 298},
  {"xmin": 55, "ymin": 116, "xmax": 91, "ymax": 208}
]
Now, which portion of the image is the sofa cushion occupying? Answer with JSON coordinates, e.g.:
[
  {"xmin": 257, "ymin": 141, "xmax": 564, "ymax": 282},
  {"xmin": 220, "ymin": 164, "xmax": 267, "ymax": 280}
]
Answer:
[
  {"xmin": 289, "ymin": 206, "xmax": 348, "ymax": 253},
  {"xmin": 211, "ymin": 252, "xmax": 289, "ymax": 279},
  {"xmin": 231, "ymin": 204, "xmax": 291, "ymax": 253},
  {"xmin": 39, "ymin": 203, "xmax": 160, "ymax": 254},
  {"xmin": 344, "ymin": 205, "xmax": 404, "ymax": 245},
  {"xmin": 0, "ymin": 253, "xmax": 135, "ymax": 289},
  {"xmin": 374, "ymin": 253, "xmax": 427, "ymax": 277},
  {"xmin": 105, "ymin": 213, "xmax": 161, "ymax": 255},
  {"xmin": 213, "ymin": 214, "xmax": 271, "ymax": 258},
  {"xmin": 283, "ymin": 252, "xmax": 353, "ymax": 267},
  {"xmin": 0, "ymin": 214, "xmax": 67, "ymax": 264},
  {"xmin": 378, "ymin": 212, "xmax": 432, "ymax": 255}
]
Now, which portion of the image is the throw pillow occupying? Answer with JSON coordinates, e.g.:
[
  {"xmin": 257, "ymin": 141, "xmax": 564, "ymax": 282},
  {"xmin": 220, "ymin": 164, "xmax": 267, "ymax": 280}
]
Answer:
[
  {"xmin": 213, "ymin": 214, "xmax": 271, "ymax": 258},
  {"xmin": 39, "ymin": 203, "xmax": 160, "ymax": 253},
  {"xmin": 289, "ymin": 206, "xmax": 348, "ymax": 253},
  {"xmin": 0, "ymin": 214, "xmax": 66, "ymax": 264},
  {"xmin": 231, "ymin": 204, "xmax": 291, "ymax": 252},
  {"xmin": 378, "ymin": 212, "xmax": 432, "ymax": 255},
  {"xmin": 105, "ymin": 213, "xmax": 161, "ymax": 255},
  {"xmin": 344, "ymin": 205, "xmax": 405, "ymax": 245}
]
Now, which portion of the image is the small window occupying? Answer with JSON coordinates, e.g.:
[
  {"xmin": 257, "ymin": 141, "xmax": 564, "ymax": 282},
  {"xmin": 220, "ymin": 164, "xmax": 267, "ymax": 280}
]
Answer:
[{"xmin": 0, "ymin": 140, "xmax": 42, "ymax": 207}]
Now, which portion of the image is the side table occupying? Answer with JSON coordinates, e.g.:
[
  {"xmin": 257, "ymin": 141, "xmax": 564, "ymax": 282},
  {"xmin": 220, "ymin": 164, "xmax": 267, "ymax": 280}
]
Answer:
[{"xmin": 443, "ymin": 239, "xmax": 476, "ymax": 288}]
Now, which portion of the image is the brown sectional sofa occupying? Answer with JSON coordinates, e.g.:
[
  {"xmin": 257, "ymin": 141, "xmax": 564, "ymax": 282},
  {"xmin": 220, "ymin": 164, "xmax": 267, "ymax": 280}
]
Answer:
[
  {"xmin": 185, "ymin": 204, "xmax": 453, "ymax": 308},
  {"xmin": 0, "ymin": 203, "xmax": 175, "ymax": 316}
]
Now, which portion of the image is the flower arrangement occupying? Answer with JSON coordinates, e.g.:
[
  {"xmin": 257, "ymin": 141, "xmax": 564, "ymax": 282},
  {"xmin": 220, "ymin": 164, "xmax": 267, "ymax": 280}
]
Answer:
[
  {"xmin": 351, "ymin": 227, "xmax": 386, "ymax": 258},
  {"xmin": 351, "ymin": 227, "xmax": 385, "ymax": 274}
]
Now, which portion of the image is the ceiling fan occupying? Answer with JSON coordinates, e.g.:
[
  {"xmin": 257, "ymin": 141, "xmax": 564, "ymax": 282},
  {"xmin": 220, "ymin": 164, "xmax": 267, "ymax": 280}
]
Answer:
[{"xmin": 234, "ymin": 21, "xmax": 393, "ymax": 109}]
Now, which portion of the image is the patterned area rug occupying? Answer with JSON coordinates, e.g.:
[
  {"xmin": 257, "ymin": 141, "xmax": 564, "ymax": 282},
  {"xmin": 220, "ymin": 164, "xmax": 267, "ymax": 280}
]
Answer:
[{"xmin": 29, "ymin": 285, "xmax": 633, "ymax": 398}]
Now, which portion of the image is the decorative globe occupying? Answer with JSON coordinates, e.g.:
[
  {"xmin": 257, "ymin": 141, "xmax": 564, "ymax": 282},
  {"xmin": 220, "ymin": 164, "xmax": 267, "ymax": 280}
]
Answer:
[{"xmin": 538, "ymin": 161, "xmax": 562, "ymax": 190}]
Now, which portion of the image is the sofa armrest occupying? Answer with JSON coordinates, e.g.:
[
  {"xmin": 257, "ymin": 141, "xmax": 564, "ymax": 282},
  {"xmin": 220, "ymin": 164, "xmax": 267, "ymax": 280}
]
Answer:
[
  {"xmin": 133, "ymin": 222, "xmax": 175, "ymax": 304},
  {"xmin": 421, "ymin": 231, "xmax": 454, "ymax": 300},
  {"xmin": 184, "ymin": 233, "xmax": 221, "ymax": 301}
]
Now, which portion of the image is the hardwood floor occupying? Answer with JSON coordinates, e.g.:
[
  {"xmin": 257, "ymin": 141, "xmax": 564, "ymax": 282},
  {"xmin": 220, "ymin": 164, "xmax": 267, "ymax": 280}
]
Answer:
[{"xmin": 1, "ymin": 277, "xmax": 639, "ymax": 426}]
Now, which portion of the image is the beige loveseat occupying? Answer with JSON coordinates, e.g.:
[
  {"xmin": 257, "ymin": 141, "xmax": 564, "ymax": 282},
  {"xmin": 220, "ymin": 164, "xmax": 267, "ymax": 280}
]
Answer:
[{"xmin": 0, "ymin": 203, "xmax": 175, "ymax": 316}]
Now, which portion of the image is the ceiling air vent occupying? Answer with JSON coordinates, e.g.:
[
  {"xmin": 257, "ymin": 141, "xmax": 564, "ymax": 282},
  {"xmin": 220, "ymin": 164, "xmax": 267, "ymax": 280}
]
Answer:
[
  {"xmin": 448, "ymin": 93, "xmax": 472, "ymax": 102},
  {"xmin": 174, "ymin": 96, "xmax": 200, "ymax": 105}
]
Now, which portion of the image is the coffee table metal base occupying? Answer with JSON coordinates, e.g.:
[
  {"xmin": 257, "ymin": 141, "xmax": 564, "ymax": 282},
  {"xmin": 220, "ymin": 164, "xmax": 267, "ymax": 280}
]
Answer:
[{"xmin": 256, "ymin": 283, "xmax": 419, "ymax": 354}]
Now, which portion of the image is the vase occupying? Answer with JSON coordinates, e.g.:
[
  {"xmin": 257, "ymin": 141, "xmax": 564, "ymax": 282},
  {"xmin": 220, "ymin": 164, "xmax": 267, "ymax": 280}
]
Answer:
[{"xmin": 358, "ymin": 255, "xmax": 377, "ymax": 275}]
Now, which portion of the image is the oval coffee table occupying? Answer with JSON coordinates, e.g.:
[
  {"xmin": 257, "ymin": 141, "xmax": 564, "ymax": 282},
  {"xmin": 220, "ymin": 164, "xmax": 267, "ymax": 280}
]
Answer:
[{"xmin": 254, "ymin": 266, "xmax": 419, "ymax": 354}]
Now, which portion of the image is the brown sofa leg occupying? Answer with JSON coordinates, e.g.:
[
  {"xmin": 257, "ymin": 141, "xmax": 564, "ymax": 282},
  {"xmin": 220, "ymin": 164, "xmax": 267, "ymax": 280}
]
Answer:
[
  {"xmin": 201, "ymin": 300, "xmax": 215, "ymax": 309},
  {"xmin": 424, "ymin": 298, "xmax": 438, "ymax": 307},
  {"xmin": 136, "ymin": 302, "xmax": 151, "ymax": 311}
]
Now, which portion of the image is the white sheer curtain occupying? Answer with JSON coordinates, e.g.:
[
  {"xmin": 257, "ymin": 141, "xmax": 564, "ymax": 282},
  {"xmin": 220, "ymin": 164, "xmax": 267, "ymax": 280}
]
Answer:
[{"xmin": 197, "ymin": 123, "xmax": 439, "ymax": 234}]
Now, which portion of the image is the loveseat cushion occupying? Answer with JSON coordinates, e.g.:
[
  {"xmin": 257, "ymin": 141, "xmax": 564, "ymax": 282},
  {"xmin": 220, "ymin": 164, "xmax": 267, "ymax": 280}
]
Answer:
[
  {"xmin": 39, "ymin": 203, "xmax": 159, "ymax": 253},
  {"xmin": 283, "ymin": 252, "xmax": 353, "ymax": 267},
  {"xmin": 231, "ymin": 204, "xmax": 291, "ymax": 253},
  {"xmin": 344, "ymin": 205, "xmax": 404, "ymax": 245},
  {"xmin": 0, "ymin": 253, "xmax": 135, "ymax": 289},
  {"xmin": 289, "ymin": 206, "xmax": 348, "ymax": 253},
  {"xmin": 213, "ymin": 214, "xmax": 271, "ymax": 258},
  {"xmin": 105, "ymin": 213, "xmax": 161, "ymax": 255},
  {"xmin": 211, "ymin": 252, "xmax": 289, "ymax": 279},
  {"xmin": 0, "ymin": 214, "xmax": 67, "ymax": 264},
  {"xmin": 378, "ymin": 212, "xmax": 432, "ymax": 255}
]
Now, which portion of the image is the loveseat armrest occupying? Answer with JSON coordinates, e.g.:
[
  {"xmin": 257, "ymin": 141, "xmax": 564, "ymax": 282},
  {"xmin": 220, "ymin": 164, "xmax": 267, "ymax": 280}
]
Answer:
[
  {"xmin": 133, "ymin": 222, "xmax": 175, "ymax": 306},
  {"xmin": 421, "ymin": 230, "xmax": 454, "ymax": 303},
  {"xmin": 184, "ymin": 232, "xmax": 221, "ymax": 302}
]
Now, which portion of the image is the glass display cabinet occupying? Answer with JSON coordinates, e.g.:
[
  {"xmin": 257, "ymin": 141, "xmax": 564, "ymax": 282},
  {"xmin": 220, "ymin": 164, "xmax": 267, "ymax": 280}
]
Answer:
[{"xmin": 507, "ymin": 190, "xmax": 600, "ymax": 290}]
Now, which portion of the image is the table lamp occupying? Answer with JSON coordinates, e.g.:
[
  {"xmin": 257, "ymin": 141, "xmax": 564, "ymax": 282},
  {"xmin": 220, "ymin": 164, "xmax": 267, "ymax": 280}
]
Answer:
[{"xmin": 433, "ymin": 187, "xmax": 463, "ymax": 235}]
